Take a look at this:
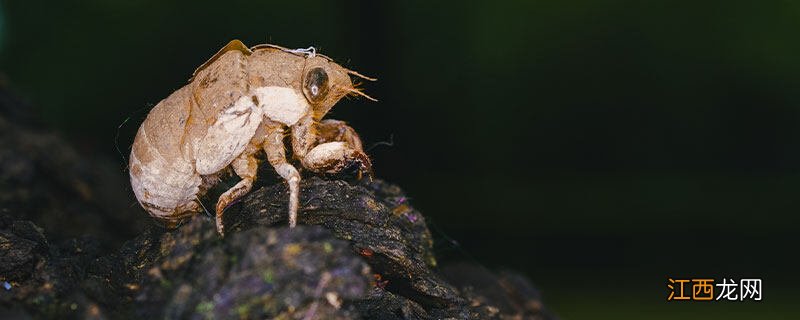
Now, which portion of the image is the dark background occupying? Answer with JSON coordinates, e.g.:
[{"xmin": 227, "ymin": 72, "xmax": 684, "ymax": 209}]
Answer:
[{"xmin": 1, "ymin": 0, "xmax": 798, "ymax": 318}]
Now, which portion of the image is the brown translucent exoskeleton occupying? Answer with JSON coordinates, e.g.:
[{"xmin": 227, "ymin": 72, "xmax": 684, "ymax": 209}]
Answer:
[{"xmin": 129, "ymin": 40, "xmax": 376, "ymax": 235}]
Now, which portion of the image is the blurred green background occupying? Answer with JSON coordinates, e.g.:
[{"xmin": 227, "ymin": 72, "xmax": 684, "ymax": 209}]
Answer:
[{"xmin": 1, "ymin": 0, "xmax": 798, "ymax": 318}]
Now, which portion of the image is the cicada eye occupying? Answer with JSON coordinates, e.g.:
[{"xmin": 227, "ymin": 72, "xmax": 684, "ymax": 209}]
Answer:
[{"xmin": 303, "ymin": 67, "xmax": 329, "ymax": 103}]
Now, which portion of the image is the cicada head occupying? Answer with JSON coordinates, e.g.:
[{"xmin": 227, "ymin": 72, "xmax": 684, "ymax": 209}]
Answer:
[{"xmin": 299, "ymin": 55, "xmax": 377, "ymax": 120}]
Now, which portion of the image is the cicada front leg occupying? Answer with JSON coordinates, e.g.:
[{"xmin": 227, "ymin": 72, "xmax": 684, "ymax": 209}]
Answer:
[{"xmin": 300, "ymin": 119, "xmax": 372, "ymax": 179}]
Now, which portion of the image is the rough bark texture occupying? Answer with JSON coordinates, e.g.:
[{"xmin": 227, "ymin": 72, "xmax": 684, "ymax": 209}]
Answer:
[{"xmin": 0, "ymin": 85, "xmax": 555, "ymax": 319}]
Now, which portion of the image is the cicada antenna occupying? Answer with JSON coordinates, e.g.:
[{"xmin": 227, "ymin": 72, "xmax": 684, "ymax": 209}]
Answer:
[
  {"xmin": 344, "ymin": 87, "xmax": 378, "ymax": 102},
  {"xmin": 346, "ymin": 69, "xmax": 377, "ymax": 81}
]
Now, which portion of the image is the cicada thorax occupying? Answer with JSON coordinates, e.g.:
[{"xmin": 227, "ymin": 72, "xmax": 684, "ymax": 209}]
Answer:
[
  {"xmin": 244, "ymin": 47, "xmax": 310, "ymax": 125},
  {"xmin": 246, "ymin": 47, "xmax": 304, "ymax": 89}
]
